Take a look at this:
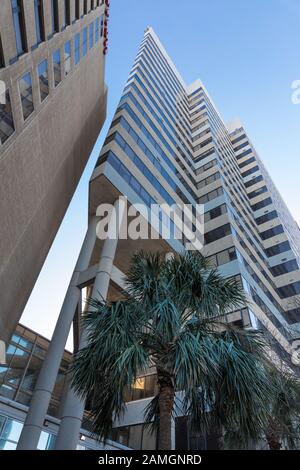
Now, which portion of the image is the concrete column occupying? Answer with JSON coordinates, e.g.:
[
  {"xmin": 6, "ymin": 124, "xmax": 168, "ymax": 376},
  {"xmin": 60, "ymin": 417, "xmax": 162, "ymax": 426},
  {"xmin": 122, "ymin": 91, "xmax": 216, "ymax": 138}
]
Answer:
[
  {"xmin": 17, "ymin": 217, "xmax": 98, "ymax": 450},
  {"xmin": 54, "ymin": 198, "xmax": 125, "ymax": 450}
]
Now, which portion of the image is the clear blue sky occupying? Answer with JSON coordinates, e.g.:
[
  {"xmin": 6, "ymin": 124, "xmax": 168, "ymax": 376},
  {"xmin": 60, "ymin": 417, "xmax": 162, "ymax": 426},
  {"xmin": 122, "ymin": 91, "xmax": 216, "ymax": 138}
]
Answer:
[{"xmin": 21, "ymin": 0, "xmax": 300, "ymax": 348}]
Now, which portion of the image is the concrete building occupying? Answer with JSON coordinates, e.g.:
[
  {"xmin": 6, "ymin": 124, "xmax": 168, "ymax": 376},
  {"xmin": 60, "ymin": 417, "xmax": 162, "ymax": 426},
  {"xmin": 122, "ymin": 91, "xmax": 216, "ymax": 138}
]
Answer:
[
  {"xmin": 16, "ymin": 26, "xmax": 300, "ymax": 450},
  {"xmin": 0, "ymin": 0, "xmax": 108, "ymax": 348}
]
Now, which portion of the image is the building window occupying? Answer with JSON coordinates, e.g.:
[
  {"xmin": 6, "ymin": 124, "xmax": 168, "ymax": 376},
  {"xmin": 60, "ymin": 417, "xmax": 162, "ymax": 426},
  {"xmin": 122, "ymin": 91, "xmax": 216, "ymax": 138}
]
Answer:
[
  {"xmin": 37, "ymin": 59, "xmax": 49, "ymax": 102},
  {"xmin": 18, "ymin": 72, "xmax": 34, "ymax": 120},
  {"xmin": 51, "ymin": 0, "xmax": 59, "ymax": 33},
  {"xmin": 75, "ymin": 0, "xmax": 80, "ymax": 19},
  {"xmin": 34, "ymin": 0, "xmax": 45, "ymax": 44},
  {"xmin": 64, "ymin": 0, "xmax": 71, "ymax": 26},
  {"xmin": 111, "ymin": 424, "xmax": 156, "ymax": 450},
  {"xmin": 74, "ymin": 33, "xmax": 80, "ymax": 65},
  {"xmin": 0, "ymin": 416, "xmax": 23, "ymax": 450},
  {"xmin": 11, "ymin": 0, "xmax": 27, "ymax": 56},
  {"xmin": 0, "ymin": 35, "xmax": 5, "ymax": 68},
  {"xmin": 52, "ymin": 48, "xmax": 61, "ymax": 86},
  {"xmin": 82, "ymin": 27, "xmax": 87, "ymax": 56},
  {"xmin": 0, "ymin": 89, "xmax": 15, "ymax": 144},
  {"xmin": 89, "ymin": 22, "xmax": 94, "ymax": 49},
  {"xmin": 91, "ymin": 0, "xmax": 95, "ymax": 9},
  {"xmin": 84, "ymin": 0, "xmax": 88, "ymax": 14},
  {"xmin": 100, "ymin": 15, "xmax": 104, "ymax": 36},
  {"xmin": 64, "ymin": 41, "xmax": 71, "ymax": 76},
  {"xmin": 95, "ymin": 18, "xmax": 99, "ymax": 43}
]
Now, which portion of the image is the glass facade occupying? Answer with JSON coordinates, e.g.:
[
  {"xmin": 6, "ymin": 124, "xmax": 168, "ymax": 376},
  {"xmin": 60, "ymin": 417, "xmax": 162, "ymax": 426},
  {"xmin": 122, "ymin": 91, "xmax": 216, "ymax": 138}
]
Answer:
[
  {"xmin": 0, "ymin": 415, "xmax": 55, "ymax": 450},
  {"xmin": 0, "ymin": 325, "xmax": 70, "ymax": 415}
]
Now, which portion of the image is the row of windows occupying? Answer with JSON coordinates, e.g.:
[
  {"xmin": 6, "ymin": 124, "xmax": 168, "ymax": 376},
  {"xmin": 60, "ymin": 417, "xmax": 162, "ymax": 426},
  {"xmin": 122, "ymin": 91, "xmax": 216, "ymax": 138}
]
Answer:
[
  {"xmin": 251, "ymin": 197, "xmax": 272, "ymax": 212},
  {"xmin": 113, "ymin": 132, "xmax": 175, "ymax": 205},
  {"xmin": 106, "ymin": 128, "xmax": 176, "ymax": 193},
  {"xmin": 255, "ymin": 210, "xmax": 278, "ymax": 225},
  {"xmin": 241, "ymin": 164, "xmax": 259, "ymax": 178},
  {"xmin": 239, "ymin": 156, "xmax": 256, "ymax": 169},
  {"xmin": 204, "ymin": 203, "xmax": 227, "ymax": 222},
  {"xmin": 102, "ymin": 150, "xmax": 178, "ymax": 237},
  {"xmin": 198, "ymin": 186, "xmax": 224, "ymax": 205},
  {"xmin": 10, "ymin": 0, "xmax": 103, "ymax": 61},
  {"xmin": 192, "ymin": 128, "xmax": 210, "ymax": 143},
  {"xmin": 197, "ymin": 171, "xmax": 220, "ymax": 190},
  {"xmin": 114, "ymin": 104, "xmax": 176, "ymax": 175},
  {"xmin": 111, "ymin": 135, "xmax": 175, "ymax": 206},
  {"xmin": 260, "ymin": 224, "xmax": 284, "ymax": 240},
  {"xmin": 206, "ymin": 246, "xmax": 237, "ymax": 267},
  {"xmin": 231, "ymin": 133, "xmax": 247, "ymax": 146},
  {"xmin": 248, "ymin": 185, "xmax": 268, "ymax": 199},
  {"xmin": 0, "ymin": 414, "xmax": 55, "ymax": 450},
  {"xmin": 110, "ymin": 423, "xmax": 156, "ymax": 451},
  {"xmin": 204, "ymin": 223, "xmax": 232, "ymax": 245},
  {"xmin": 195, "ymin": 158, "xmax": 217, "ymax": 176},
  {"xmin": 193, "ymin": 137, "xmax": 213, "ymax": 153},
  {"xmin": 236, "ymin": 147, "xmax": 252, "ymax": 160},
  {"xmin": 277, "ymin": 281, "xmax": 300, "ymax": 299},
  {"xmin": 0, "ymin": 16, "xmax": 103, "ymax": 145},
  {"xmin": 265, "ymin": 240, "xmax": 291, "ymax": 257},
  {"xmin": 126, "ymin": 80, "xmax": 194, "ymax": 165},
  {"xmin": 191, "ymin": 118, "xmax": 209, "ymax": 134},
  {"xmin": 124, "ymin": 375, "xmax": 157, "ymax": 402},
  {"xmin": 194, "ymin": 147, "xmax": 215, "ymax": 164},
  {"xmin": 270, "ymin": 259, "xmax": 299, "ymax": 277},
  {"xmin": 244, "ymin": 174, "xmax": 263, "ymax": 188},
  {"xmin": 233, "ymin": 140, "xmax": 250, "ymax": 152}
]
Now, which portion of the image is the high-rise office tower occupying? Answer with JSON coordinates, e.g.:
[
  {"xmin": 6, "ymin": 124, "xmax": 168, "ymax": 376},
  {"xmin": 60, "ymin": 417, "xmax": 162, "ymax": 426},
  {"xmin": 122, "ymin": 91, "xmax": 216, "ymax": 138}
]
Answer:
[
  {"xmin": 0, "ymin": 0, "xmax": 109, "ymax": 348},
  {"xmin": 19, "ymin": 27, "xmax": 300, "ymax": 450}
]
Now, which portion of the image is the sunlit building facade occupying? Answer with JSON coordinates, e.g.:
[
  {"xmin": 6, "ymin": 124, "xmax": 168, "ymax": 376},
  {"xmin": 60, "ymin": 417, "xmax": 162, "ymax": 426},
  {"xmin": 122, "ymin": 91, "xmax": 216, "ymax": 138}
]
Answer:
[
  {"xmin": 13, "ymin": 26, "xmax": 300, "ymax": 450},
  {"xmin": 0, "ymin": 0, "xmax": 108, "ymax": 350}
]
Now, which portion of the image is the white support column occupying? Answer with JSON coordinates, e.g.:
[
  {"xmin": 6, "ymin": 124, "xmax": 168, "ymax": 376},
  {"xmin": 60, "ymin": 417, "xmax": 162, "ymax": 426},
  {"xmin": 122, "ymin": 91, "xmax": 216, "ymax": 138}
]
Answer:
[
  {"xmin": 54, "ymin": 198, "xmax": 125, "ymax": 450},
  {"xmin": 17, "ymin": 217, "xmax": 98, "ymax": 450}
]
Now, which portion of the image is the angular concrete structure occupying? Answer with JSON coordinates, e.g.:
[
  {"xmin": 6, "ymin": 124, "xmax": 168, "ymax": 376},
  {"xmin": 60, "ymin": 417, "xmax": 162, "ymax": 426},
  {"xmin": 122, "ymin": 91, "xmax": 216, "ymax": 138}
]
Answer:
[{"xmin": 0, "ymin": 0, "xmax": 108, "ymax": 346}]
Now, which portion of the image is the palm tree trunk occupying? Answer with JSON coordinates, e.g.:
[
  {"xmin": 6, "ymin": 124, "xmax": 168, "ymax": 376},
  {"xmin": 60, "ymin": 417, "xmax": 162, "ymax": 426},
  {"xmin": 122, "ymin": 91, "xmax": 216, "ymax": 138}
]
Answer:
[
  {"xmin": 157, "ymin": 368, "xmax": 175, "ymax": 450},
  {"xmin": 266, "ymin": 420, "xmax": 282, "ymax": 450},
  {"xmin": 266, "ymin": 435, "xmax": 282, "ymax": 450}
]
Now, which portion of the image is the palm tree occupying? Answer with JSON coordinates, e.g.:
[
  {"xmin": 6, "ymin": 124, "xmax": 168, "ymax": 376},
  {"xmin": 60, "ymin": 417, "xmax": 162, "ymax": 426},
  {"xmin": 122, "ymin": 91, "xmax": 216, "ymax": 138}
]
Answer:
[
  {"xmin": 70, "ymin": 251, "xmax": 272, "ymax": 450},
  {"xmin": 264, "ymin": 369, "xmax": 300, "ymax": 450}
]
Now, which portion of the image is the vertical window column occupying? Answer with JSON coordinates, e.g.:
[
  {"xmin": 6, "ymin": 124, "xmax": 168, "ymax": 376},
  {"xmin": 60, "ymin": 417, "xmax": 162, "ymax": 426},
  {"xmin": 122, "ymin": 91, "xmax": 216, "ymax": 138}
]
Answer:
[
  {"xmin": 75, "ymin": 0, "xmax": 81, "ymax": 20},
  {"xmin": 64, "ymin": 0, "xmax": 71, "ymax": 26},
  {"xmin": 51, "ymin": 0, "xmax": 59, "ymax": 34},
  {"xmin": 18, "ymin": 72, "xmax": 34, "ymax": 120},
  {"xmin": 37, "ymin": 59, "xmax": 49, "ymax": 102},
  {"xmin": 34, "ymin": 0, "xmax": 45, "ymax": 44},
  {"xmin": 52, "ymin": 48, "xmax": 61, "ymax": 86},
  {"xmin": 11, "ymin": 0, "xmax": 27, "ymax": 56}
]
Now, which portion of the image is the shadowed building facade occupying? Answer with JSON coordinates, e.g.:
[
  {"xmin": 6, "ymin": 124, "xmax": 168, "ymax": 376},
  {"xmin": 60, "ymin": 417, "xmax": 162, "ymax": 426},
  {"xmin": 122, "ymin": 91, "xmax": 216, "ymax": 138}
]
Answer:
[
  {"xmin": 17, "ymin": 26, "xmax": 300, "ymax": 450},
  {"xmin": 0, "ymin": 0, "xmax": 108, "ymax": 347}
]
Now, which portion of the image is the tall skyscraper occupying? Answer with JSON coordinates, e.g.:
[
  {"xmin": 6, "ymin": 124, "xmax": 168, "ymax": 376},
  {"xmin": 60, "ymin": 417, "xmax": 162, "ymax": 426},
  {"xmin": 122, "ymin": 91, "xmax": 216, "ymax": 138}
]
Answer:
[
  {"xmin": 18, "ymin": 26, "xmax": 300, "ymax": 450},
  {"xmin": 0, "ymin": 0, "xmax": 108, "ymax": 348}
]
